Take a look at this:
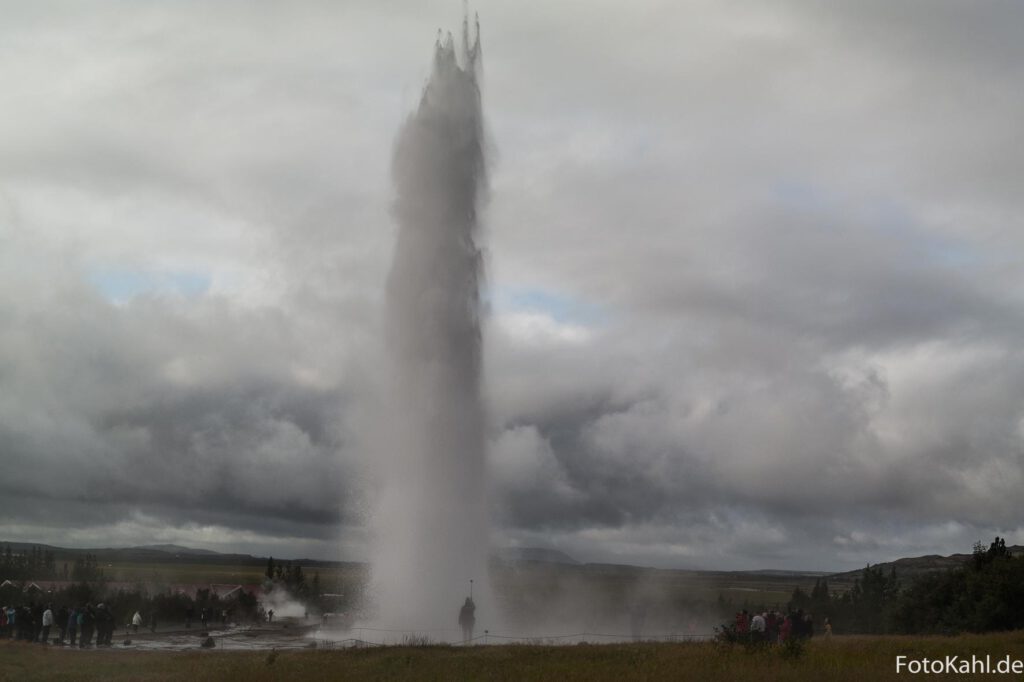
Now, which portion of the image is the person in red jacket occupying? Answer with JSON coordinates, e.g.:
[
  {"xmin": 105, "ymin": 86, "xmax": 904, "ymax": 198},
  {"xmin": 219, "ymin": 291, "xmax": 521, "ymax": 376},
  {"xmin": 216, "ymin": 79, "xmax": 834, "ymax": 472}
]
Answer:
[
  {"xmin": 780, "ymin": 613, "xmax": 793, "ymax": 642},
  {"xmin": 735, "ymin": 610, "xmax": 750, "ymax": 638}
]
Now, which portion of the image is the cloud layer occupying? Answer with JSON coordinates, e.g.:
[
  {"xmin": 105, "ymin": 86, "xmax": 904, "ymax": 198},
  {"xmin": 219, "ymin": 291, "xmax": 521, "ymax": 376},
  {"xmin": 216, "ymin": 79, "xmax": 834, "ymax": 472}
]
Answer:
[{"xmin": 1, "ymin": 0, "xmax": 1022, "ymax": 570}]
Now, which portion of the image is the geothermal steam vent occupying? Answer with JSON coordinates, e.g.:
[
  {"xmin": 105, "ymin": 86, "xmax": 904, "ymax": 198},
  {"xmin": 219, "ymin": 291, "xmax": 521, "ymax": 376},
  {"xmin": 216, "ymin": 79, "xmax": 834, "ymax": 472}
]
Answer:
[{"xmin": 371, "ymin": 17, "xmax": 492, "ymax": 633}]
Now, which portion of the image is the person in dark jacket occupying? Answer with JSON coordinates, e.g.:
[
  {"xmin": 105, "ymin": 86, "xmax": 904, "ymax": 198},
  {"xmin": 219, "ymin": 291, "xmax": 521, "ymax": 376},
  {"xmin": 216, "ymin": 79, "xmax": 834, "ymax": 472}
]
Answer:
[
  {"xmin": 94, "ymin": 604, "xmax": 106, "ymax": 646},
  {"xmin": 67, "ymin": 607, "xmax": 78, "ymax": 646},
  {"xmin": 57, "ymin": 605, "xmax": 69, "ymax": 644},
  {"xmin": 79, "ymin": 604, "xmax": 95, "ymax": 648},
  {"xmin": 21, "ymin": 604, "xmax": 34, "ymax": 641},
  {"xmin": 32, "ymin": 602, "xmax": 44, "ymax": 643},
  {"xmin": 95, "ymin": 604, "xmax": 112, "ymax": 646},
  {"xmin": 458, "ymin": 597, "xmax": 476, "ymax": 643},
  {"xmin": 803, "ymin": 612, "xmax": 815, "ymax": 639}
]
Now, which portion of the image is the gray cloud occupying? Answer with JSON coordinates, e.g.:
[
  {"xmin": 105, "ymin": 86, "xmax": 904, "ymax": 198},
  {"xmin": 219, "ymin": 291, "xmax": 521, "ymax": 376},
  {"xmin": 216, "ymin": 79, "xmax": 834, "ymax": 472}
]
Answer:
[{"xmin": 1, "ymin": 1, "xmax": 1022, "ymax": 569}]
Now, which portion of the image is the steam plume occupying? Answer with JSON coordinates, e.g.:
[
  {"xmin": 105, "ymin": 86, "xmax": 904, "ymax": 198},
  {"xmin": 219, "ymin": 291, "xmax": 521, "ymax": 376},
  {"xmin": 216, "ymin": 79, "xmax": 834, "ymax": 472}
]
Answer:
[{"xmin": 369, "ymin": 16, "xmax": 491, "ymax": 633}]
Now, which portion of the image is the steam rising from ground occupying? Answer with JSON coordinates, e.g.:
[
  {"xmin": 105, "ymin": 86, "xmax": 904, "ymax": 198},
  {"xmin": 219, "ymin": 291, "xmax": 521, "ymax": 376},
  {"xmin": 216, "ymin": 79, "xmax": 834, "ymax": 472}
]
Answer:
[
  {"xmin": 262, "ymin": 586, "xmax": 308, "ymax": 620},
  {"xmin": 494, "ymin": 565, "xmax": 721, "ymax": 642},
  {"xmin": 368, "ymin": 17, "xmax": 492, "ymax": 633}
]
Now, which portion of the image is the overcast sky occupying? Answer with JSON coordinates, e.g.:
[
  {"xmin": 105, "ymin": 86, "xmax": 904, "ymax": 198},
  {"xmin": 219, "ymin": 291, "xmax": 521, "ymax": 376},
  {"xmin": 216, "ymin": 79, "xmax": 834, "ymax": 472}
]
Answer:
[{"xmin": 1, "ymin": 1, "xmax": 1022, "ymax": 571}]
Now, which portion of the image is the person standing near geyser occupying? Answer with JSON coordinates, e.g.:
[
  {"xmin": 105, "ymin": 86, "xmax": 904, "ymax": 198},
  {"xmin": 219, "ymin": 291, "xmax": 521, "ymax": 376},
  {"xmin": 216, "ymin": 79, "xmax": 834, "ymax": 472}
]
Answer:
[{"xmin": 458, "ymin": 597, "xmax": 476, "ymax": 643}]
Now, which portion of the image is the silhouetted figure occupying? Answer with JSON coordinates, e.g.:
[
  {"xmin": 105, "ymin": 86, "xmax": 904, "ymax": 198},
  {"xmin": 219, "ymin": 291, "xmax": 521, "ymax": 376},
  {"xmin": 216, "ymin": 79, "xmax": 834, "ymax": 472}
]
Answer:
[
  {"xmin": 793, "ymin": 609, "xmax": 808, "ymax": 639},
  {"xmin": 458, "ymin": 597, "xmax": 476, "ymax": 643},
  {"xmin": 19, "ymin": 605, "xmax": 32, "ymax": 641},
  {"xmin": 765, "ymin": 611, "xmax": 778, "ymax": 643},
  {"xmin": 79, "ymin": 604, "xmax": 95, "ymax": 648},
  {"xmin": 67, "ymin": 607, "xmax": 78, "ymax": 646},
  {"xmin": 57, "ymin": 605, "xmax": 68, "ymax": 643},
  {"xmin": 95, "ymin": 604, "xmax": 112, "ymax": 646},
  {"xmin": 31, "ymin": 602, "xmax": 43, "ymax": 642}
]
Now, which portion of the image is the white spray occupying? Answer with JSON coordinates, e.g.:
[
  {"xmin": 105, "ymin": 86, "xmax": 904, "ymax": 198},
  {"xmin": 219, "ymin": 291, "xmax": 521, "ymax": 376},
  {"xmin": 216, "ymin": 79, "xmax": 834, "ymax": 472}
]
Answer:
[{"xmin": 368, "ymin": 16, "xmax": 492, "ymax": 636}]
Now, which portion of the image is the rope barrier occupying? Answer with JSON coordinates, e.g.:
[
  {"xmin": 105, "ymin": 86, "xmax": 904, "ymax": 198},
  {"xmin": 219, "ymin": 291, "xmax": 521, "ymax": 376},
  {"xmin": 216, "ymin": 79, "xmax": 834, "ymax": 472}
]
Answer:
[{"xmin": 317, "ymin": 638, "xmax": 387, "ymax": 649}]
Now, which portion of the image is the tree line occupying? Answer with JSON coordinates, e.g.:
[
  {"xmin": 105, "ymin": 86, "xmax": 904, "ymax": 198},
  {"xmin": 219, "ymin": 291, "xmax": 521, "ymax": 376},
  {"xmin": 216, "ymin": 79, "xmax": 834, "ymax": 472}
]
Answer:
[
  {"xmin": 264, "ymin": 555, "xmax": 319, "ymax": 601},
  {"xmin": 1, "ymin": 545, "xmax": 58, "ymax": 581},
  {"xmin": 1, "ymin": 545, "xmax": 109, "ymax": 583},
  {"xmin": 787, "ymin": 537, "xmax": 1024, "ymax": 635}
]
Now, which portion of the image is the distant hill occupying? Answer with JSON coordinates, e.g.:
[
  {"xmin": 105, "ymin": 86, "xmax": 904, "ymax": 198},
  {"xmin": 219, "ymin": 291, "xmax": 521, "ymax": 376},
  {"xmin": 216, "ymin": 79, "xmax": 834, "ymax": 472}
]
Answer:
[
  {"xmin": 495, "ymin": 547, "xmax": 579, "ymax": 565},
  {"xmin": 0, "ymin": 541, "xmax": 354, "ymax": 568},
  {"xmin": 0, "ymin": 541, "xmax": 66, "ymax": 554},
  {"xmin": 726, "ymin": 569, "xmax": 832, "ymax": 578},
  {"xmin": 135, "ymin": 544, "xmax": 220, "ymax": 556},
  {"xmin": 5, "ymin": 540, "xmax": 1017, "ymax": 583},
  {"xmin": 826, "ymin": 545, "xmax": 1024, "ymax": 585}
]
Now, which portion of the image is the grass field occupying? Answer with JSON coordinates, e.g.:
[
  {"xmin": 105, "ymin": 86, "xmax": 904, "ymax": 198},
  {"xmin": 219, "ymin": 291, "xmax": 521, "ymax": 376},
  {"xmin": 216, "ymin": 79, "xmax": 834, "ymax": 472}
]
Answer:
[
  {"xmin": 103, "ymin": 560, "xmax": 810, "ymax": 597},
  {"xmin": 4, "ymin": 632, "xmax": 1024, "ymax": 681},
  {"xmin": 87, "ymin": 559, "xmax": 812, "ymax": 633},
  {"xmin": 104, "ymin": 562, "xmax": 365, "ymax": 588}
]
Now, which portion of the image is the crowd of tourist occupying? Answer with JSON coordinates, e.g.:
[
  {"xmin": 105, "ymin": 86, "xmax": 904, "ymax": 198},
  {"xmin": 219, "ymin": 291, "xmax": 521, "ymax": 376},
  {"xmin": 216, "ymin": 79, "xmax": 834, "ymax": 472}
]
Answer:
[
  {"xmin": 1, "ymin": 602, "xmax": 142, "ymax": 647},
  {"xmin": 731, "ymin": 608, "xmax": 831, "ymax": 643}
]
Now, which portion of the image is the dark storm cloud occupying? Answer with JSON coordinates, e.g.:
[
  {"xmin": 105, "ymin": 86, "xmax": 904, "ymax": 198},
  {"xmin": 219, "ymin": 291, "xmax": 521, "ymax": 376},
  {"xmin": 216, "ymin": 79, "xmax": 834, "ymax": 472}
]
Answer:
[{"xmin": 0, "ymin": 252, "xmax": 364, "ymax": 549}]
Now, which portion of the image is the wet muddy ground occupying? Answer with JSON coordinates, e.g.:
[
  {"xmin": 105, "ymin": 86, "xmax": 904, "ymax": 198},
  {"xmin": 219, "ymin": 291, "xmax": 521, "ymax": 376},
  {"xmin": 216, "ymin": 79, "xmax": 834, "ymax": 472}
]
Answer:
[
  {"xmin": 34, "ymin": 618, "xmax": 711, "ymax": 652},
  {"xmin": 37, "ymin": 619, "xmax": 329, "ymax": 652}
]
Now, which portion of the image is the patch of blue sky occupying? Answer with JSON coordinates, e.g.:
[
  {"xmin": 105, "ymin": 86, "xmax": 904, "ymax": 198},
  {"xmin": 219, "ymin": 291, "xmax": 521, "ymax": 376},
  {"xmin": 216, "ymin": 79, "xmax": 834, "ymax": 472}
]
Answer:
[
  {"xmin": 863, "ymin": 196, "xmax": 983, "ymax": 269},
  {"xmin": 772, "ymin": 179, "xmax": 983, "ymax": 268},
  {"xmin": 489, "ymin": 286, "xmax": 606, "ymax": 325},
  {"xmin": 88, "ymin": 266, "xmax": 211, "ymax": 303}
]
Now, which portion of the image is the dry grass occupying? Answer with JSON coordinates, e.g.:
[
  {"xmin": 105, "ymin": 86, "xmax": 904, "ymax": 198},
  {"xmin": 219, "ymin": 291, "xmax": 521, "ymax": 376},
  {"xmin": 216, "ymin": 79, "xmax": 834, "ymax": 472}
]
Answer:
[{"xmin": 4, "ymin": 631, "xmax": 1024, "ymax": 681}]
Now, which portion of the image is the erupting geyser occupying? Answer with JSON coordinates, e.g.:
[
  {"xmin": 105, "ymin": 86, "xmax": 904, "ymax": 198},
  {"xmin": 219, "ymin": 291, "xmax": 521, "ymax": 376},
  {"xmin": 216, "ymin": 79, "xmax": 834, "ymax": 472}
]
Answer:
[{"xmin": 369, "ymin": 15, "xmax": 492, "ymax": 633}]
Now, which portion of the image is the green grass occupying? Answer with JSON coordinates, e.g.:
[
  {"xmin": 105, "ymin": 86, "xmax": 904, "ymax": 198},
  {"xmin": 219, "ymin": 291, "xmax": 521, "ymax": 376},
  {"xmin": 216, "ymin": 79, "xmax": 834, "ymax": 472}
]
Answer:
[{"xmin": 4, "ymin": 632, "xmax": 1024, "ymax": 681}]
